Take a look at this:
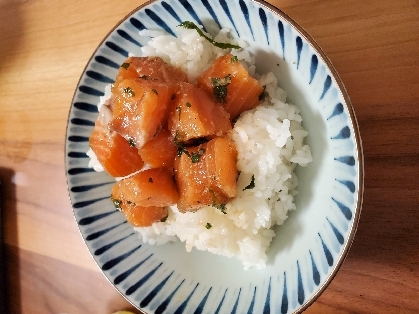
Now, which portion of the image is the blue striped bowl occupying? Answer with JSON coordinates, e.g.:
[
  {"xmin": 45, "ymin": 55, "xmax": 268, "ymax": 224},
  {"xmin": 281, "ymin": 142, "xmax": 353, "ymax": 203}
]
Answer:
[{"xmin": 65, "ymin": 0, "xmax": 363, "ymax": 313}]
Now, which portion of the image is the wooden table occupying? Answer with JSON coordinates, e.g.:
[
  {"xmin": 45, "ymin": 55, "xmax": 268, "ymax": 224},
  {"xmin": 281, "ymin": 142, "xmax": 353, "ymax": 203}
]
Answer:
[{"xmin": 1, "ymin": 0, "xmax": 418, "ymax": 313}]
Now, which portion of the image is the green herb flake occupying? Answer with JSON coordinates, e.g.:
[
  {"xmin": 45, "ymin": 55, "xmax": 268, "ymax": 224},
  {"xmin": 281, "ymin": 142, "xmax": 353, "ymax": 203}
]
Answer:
[
  {"xmin": 111, "ymin": 197, "xmax": 122, "ymax": 211},
  {"xmin": 152, "ymin": 88, "xmax": 158, "ymax": 95},
  {"xmin": 259, "ymin": 85, "xmax": 267, "ymax": 101},
  {"xmin": 213, "ymin": 203, "xmax": 227, "ymax": 214},
  {"xmin": 123, "ymin": 87, "xmax": 135, "ymax": 97},
  {"xmin": 148, "ymin": 177, "xmax": 153, "ymax": 183},
  {"xmin": 191, "ymin": 148, "xmax": 205, "ymax": 163},
  {"xmin": 174, "ymin": 133, "xmax": 189, "ymax": 157},
  {"xmin": 185, "ymin": 102, "xmax": 192, "ymax": 108},
  {"xmin": 178, "ymin": 21, "xmax": 241, "ymax": 50},
  {"xmin": 121, "ymin": 62, "xmax": 130, "ymax": 70},
  {"xmin": 243, "ymin": 174, "xmax": 256, "ymax": 191},
  {"xmin": 231, "ymin": 55, "xmax": 238, "ymax": 63},
  {"xmin": 212, "ymin": 74, "xmax": 232, "ymax": 103},
  {"xmin": 177, "ymin": 146, "xmax": 191, "ymax": 158},
  {"xmin": 127, "ymin": 137, "xmax": 135, "ymax": 147},
  {"xmin": 205, "ymin": 222, "xmax": 212, "ymax": 229}
]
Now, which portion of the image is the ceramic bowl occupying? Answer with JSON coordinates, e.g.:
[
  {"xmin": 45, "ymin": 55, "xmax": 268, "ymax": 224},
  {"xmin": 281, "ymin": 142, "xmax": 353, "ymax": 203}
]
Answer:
[{"xmin": 65, "ymin": 0, "xmax": 363, "ymax": 313}]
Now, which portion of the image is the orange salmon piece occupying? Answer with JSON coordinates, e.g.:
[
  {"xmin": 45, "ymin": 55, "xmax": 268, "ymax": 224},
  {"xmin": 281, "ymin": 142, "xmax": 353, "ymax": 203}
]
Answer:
[
  {"xmin": 115, "ymin": 56, "xmax": 188, "ymax": 83},
  {"xmin": 174, "ymin": 137, "xmax": 238, "ymax": 212},
  {"xmin": 197, "ymin": 53, "xmax": 264, "ymax": 119},
  {"xmin": 111, "ymin": 168, "xmax": 179, "ymax": 207},
  {"xmin": 117, "ymin": 202, "xmax": 168, "ymax": 227},
  {"xmin": 89, "ymin": 107, "xmax": 144, "ymax": 177},
  {"xmin": 168, "ymin": 82, "xmax": 231, "ymax": 144},
  {"xmin": 174, "ymin": 144, "xmax": 212, "ymax": 211},
  {"xmin": 205, "ymin": 137, "xmax": 238, "ymax": 199},
  {"xmin": 110, "ymin": 78, "xmax": 179, "ymax": 149},
  {"xmin": 138, "ymin": 128, "xmax": 177, "ymax": 169}
]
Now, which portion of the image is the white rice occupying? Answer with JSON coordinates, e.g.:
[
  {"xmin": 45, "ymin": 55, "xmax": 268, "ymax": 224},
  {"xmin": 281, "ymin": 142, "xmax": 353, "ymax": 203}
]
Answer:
[{"xmin": 89, "ymin": 26, "xmax": 312, "ymax": 269}]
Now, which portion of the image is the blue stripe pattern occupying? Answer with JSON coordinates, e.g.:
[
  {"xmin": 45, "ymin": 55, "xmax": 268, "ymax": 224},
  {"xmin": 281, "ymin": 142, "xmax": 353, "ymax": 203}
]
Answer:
[
  {"xmin": 161, "ymin": 2, "xmax": 182, "ymax": 23},
  {"xmin": 277, "ymin": 21, "xmax": 285, "ymax": 58},
  {"xmin": 202, "ymin": 0, "xmax": 221, "ymax": 29},
  {"xmin": 146, "ymin": 8, "xmax": 176, "ymax": 36},
  {"xmin": 155, "ymin": 280, "xmax": 185, "ymax": 314},
  {"xmin": 239, "ymin": 0, "xmax": 254, "ymax": 39},
  {"xmin": 310, "ymin": 55, "xmax": 318, "ymax": 83},
  {"xmin": 73, "ymin": 102, "xmax": 97, "ymax": 112},
  {"xmin": 231, "ymin": 289, "xmax": 241, "ymax": 314},
  {"xmin": 114, "ymin": 254, "xmax": 153, "ymax": 285},
  {"xmin": 117, "ymin": 29, "xmax": 142, "ymax": 46},
  {"xmin": 86, "ymin": 222, "xmax": 126, "ymax": 241},
  {"xmin": 102, "ymin": 245, "xmax": 142, "ymax": 271},
  {"xmin": 310, "ymin": 251, "xmax": 320, "ymax": 285},
  {"xmin": 126, "ymin": 263, "xmax": 163, "ymax": 295},
  {"xmin": 219, "ymin": 0, "xmax": 238, "ymax": 35},
  {"xmin": 296, "ymin": 36, "xmax": 303, "ymax": 68},
  {"xmin": 194, "ymin": 287, "xmax": 212, "ymax": 314},
  {"xmin": 214, "ymin": 289, "xmax": 227, "ymax": 314},
  {"xmin": 140, "ymin": 271, "xmax": 174, "ymax": 307},
  {"xmin": 247, "ymin": 287, "xmax": 256, "ymax": 313},
  {"xmin": 259, "ymin": 8, "xmax": 269, "ymax": 44},
  {"xmin": 173, "ymin": 283, "xmax": 199, "ymax": 313},
  {"xmin": 281, "ymin": 273, "xmax": 288, "ymax": 314},
  {"xmin": 67, "ymin": 152, "xmax": 88, "ymax": 158},
  {"xmin": 65, "ymin": 1, "xmax": 361, "ymax": 313}
]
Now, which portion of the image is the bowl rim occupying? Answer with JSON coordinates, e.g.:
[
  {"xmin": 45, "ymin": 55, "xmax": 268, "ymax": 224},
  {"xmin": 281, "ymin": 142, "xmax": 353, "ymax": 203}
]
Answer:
[{"xmin": 64, "ymin": 0, "xmax": 364, "ymax": 312}]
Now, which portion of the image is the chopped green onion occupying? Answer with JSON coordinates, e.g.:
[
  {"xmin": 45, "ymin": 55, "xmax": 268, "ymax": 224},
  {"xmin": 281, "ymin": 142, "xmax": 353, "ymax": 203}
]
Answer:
[
  {"xmin": 178, "ymin": 21, "xmax": 241, "ymax": 50},
  {"xmin": 121, "ymin": 62, "xmax": 130, "ymax": 69},
  {"xmin": 111, "ymin": 197, "xmax": 122, "ymax": 211},
  {"xmin": 259, "ymin": 85, "xmax": 267, "ymax": 101},
  {"xmin": 243, "ymin": 174, "xmax": 255, "ymax": 191},
  {"xmin": 123, "ymin": 87, "xmax": 135, "ymax": 97},
  {"xmin": 191, "ymin": 148, "xmax": 205, "ymax": 163},
  {"xmin": 212, "ymin": 74, "xmax": 231, "ymax": 103},
  {"xmin": 127, "ymin": 137, "xmax": 135, "ymax": 147}
]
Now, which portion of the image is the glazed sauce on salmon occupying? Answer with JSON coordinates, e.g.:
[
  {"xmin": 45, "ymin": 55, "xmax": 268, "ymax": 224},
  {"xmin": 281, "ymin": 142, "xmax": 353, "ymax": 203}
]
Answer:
[
  {"xmin": 197, "ymin": 53, "xmax": 264, "ymax": 119},
  {"xmin": 168, "ymin": 82, "xmax": 231, "ymax": 144},
  {"xmin": 89, "ymin": 55, "xmax": 263, "ymax": 226},
  {"xmin": 89, "ymin": 106, "xmax": 144, "ymax": 177}
]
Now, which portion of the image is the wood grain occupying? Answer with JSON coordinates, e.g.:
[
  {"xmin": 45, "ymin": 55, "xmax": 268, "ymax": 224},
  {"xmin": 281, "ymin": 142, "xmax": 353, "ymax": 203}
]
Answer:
[{"xmin": 0, "ymin": 0, "xmax": 418, "ymax": 313}]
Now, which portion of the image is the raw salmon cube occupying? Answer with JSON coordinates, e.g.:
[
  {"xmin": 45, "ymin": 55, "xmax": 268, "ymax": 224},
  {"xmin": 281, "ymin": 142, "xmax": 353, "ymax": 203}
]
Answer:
[
  {"xmin": 197, "ymin": 53, "xmax": 264, "ymax": 119},
  {"xmin": 89, "ymin": 106, "xmax": 144, "ymax": 177},
  {"xmin": 115, "ymin": 56, "xmax": 188, "ymax": 83},
  {"xmin": 138, "ymin": 128, "xmax": 177, "ymax": 169},
  {"xmin": 111, "ymin": 168, "xmax": 179, "ymax": 207},
  {"xmin": 174, "ymin": 137, "xmax": 238, "ymax": 212},
  {"xmin": 168, "ymin": 82, "xmax": 231, "ymax": 144},
  {"xmin": 110, "ymin": 78, "xmax": 179, "ymax": 148},
  {"xmin": 174, "ymin": 143, "xmax": 213, "ymax": 211},
  {"xmin": 205, "ymin": 137, "xmax": 238, "ymax": 199},
  {"xmin": 115, "ymin": 201, "xmax": 168, "ymax": 227}
]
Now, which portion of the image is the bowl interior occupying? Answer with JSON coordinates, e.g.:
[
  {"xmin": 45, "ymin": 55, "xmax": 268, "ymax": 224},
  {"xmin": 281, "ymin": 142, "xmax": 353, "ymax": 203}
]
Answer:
[{"xmin": 65, "ymin": 0, "xmax": 363, "ymax": 313}]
